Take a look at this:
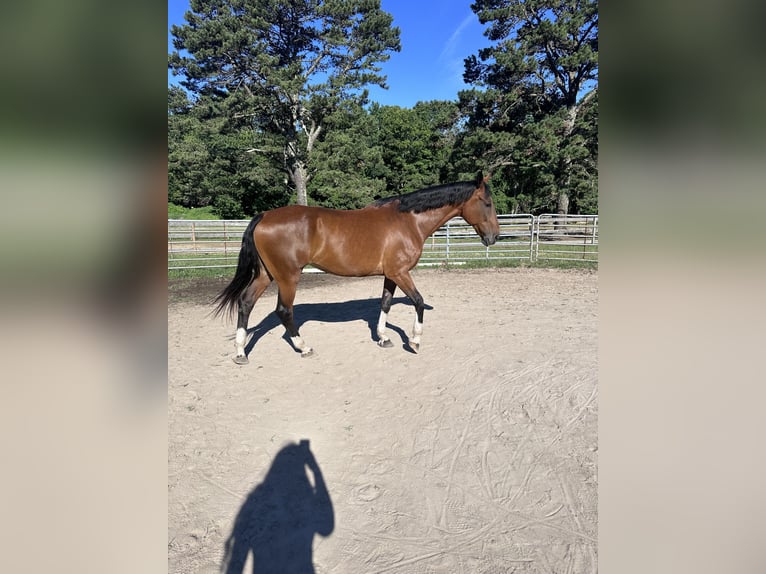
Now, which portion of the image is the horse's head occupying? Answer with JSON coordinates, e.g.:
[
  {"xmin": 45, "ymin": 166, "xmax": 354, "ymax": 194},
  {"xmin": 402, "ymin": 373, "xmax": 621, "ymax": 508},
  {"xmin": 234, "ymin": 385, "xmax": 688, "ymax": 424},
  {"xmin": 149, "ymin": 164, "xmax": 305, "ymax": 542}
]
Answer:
[{"xmin": 462, "ymin": 172, "xmax": 500, "ymax": 246}]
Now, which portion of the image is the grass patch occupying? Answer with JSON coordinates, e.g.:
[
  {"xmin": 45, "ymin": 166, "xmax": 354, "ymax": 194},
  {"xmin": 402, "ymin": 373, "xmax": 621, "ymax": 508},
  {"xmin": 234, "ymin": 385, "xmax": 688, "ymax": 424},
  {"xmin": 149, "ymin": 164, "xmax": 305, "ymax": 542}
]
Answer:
[
  {"xmin": 432, "ymin": 258, "xmax": 597, "ymax": 271},
  {"xmin": 169, "ymin": 267, "xmax": 235, "ymax": 280},
  {"xmin": 168, "ymin": 251, "xmax": 238, "ymax": 277}
]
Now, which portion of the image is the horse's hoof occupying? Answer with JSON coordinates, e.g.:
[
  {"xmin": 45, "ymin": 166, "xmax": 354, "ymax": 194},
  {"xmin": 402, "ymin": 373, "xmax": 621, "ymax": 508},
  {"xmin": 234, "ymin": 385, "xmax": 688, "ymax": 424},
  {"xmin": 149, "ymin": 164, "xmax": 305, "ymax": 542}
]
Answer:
[
  {"xmin": 409, "ymin": 342, "xmax": 420, "ymax": 353},
  {"xmin": 378, "ymin": 339, "xmax": 394, "ymax": 348},
  {"xmin": 233, "ymin": 355, "xmax": 249, "ymax": 365},
  {"xmin": 301, "ymin": 348, "xmax": 315, "ymax": 358}
]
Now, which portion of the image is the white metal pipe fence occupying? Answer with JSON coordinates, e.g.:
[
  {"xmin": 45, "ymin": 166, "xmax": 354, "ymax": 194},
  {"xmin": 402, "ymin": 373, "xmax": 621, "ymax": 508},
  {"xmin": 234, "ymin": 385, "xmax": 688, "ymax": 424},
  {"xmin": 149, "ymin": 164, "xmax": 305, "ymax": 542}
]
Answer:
[
  {"xmin": 168, "ymin": 214, "xmax": 597, "ymax": 272},
  {"xmin": 535, "ymin": 214, "xmax": 599, "ymax": 263}
]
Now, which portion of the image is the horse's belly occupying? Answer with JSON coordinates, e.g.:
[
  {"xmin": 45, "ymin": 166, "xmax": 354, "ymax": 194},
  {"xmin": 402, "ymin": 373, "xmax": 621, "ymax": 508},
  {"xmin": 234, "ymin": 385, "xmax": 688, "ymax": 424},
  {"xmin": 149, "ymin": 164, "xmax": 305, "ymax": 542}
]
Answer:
[
  {"xmin": 310, "ymin": 256, "xmax": 383, "ymax": 277},
  {"xmin": 309, "ymin": 242, "xmax": 384, "ymax": 277}
]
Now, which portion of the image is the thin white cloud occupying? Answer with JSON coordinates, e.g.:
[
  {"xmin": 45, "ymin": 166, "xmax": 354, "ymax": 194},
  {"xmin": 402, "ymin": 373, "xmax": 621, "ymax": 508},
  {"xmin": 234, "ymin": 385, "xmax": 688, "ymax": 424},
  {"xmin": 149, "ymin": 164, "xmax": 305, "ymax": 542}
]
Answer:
[{"xmin": 438, "ymin": 12, "xmax": 475, "ymax": 62}]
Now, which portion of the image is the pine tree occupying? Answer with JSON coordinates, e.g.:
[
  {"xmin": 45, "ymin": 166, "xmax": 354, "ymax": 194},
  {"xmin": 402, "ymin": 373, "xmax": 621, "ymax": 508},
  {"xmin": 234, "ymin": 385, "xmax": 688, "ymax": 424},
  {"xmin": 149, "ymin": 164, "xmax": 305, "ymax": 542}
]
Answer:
[
  {"xmin": 464, "ymin": 0, "xmax": 598, "ymax": 214},
  {"xmin": 169, "ymin": 0, "xmax": 400, "ymax": 206}
]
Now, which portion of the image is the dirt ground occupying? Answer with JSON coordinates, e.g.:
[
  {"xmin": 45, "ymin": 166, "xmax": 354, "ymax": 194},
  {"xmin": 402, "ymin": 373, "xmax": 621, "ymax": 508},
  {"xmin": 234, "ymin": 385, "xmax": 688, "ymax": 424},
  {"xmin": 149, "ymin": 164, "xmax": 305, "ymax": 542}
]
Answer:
[{"xmin": 168, "ymin": 267, "xmax": 598, "ymax": 573}]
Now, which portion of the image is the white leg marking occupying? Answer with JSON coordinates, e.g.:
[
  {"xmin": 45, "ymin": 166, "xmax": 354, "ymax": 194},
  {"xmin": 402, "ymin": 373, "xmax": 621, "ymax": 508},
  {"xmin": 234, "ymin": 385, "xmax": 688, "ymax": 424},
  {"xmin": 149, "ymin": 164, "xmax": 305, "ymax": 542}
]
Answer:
[
  {"xmin": 291, "ymin": 335, "xmax": 314, "ymax": 357},
  {"xmin": 377, "ymin": 310, "xmax": 389, "ymax": 341},
  {"xmin": 235, "ymin": 327, "xmax": 247, "ymax": 356},
  {"xmin": 411, "ymin": 318, "xmax": 423, "ymax": 346}
]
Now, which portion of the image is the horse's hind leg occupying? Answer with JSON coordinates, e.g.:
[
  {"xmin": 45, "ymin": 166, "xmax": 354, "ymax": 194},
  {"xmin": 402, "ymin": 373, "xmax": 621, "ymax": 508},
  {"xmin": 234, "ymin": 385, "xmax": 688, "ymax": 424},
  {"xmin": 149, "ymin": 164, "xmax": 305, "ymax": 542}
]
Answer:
[
  {"xmin": 275, "ymin": 280, "xmax": 314, "ymax": 358},
  {"xmin": 376, "ymin": 277, "xmax": 397, "ymax": 348},
  {"xmin": 234, "ymin": 271, "xmax": 272, "ymax": 364}
]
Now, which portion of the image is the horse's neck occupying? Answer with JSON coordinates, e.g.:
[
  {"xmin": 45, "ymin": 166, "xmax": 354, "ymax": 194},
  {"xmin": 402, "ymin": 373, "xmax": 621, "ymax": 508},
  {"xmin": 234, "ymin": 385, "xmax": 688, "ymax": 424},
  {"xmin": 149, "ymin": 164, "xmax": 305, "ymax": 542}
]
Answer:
[{"xmin": 413, "ymin": 204, "xmax": 462, "ymax": 242}]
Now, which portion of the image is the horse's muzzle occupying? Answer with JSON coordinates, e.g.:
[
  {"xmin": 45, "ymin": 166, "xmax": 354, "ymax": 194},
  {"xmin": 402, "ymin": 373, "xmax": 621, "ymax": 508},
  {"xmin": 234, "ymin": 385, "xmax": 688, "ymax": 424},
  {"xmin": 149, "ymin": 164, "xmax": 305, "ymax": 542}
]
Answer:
[{"xmin": 481, "ymin": 233, "xmax": 497, "ymax": 247}]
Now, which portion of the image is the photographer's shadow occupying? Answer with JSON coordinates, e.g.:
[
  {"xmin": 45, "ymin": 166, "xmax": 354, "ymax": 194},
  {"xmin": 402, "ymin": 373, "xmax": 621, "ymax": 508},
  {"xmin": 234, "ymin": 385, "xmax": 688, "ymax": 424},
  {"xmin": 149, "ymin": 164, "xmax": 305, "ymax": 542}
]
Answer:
[{"xmin": 221, "ymin": 441, "xmax": 334, "ymax": 574}]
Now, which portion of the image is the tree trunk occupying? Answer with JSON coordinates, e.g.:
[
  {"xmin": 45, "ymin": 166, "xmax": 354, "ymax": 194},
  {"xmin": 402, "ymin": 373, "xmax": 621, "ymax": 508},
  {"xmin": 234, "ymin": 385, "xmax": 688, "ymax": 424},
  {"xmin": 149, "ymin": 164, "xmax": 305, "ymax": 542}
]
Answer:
[
  {"xmin": 284, "ymin": 131, "xmax": 309, "ymax": 205},
  {"xmin": 556, "ymin": 186, "xmax": 570, "ymax": 215},
  {"xmin": 557, "ymin": 107, "xmax": 578, "ymax": 216},
  {"xmin": 557, "ymin": 90, "xmax": 596, "ymax": 216},
  {"xmin": 289, "ymin": 162, "xmax": 309, "ymax": 206},
  {"xmin": 287, "ymin": 161, "xmax": 309, "ymax": 205},
  {"xmin": 286, "ymin": 102, "xmax": 320, "ymax": 207}
]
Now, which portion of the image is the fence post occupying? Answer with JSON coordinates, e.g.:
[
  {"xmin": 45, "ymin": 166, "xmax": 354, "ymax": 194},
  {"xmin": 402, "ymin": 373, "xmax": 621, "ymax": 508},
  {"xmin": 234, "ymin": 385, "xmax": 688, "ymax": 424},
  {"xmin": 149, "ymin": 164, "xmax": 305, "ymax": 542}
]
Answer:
[
  {"xmin": 445, "ymin": 221, "xmax": 450, "ymax": 262},
  {"xmin": 528, "ymin": 216, "xmax": 534, "ymax": 262}
]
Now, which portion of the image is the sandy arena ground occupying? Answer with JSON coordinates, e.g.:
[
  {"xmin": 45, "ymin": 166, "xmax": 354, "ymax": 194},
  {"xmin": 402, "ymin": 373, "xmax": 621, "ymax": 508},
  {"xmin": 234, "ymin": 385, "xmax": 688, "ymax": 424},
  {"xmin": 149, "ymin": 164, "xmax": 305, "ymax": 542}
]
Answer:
[{"xmin": 168, "ymin": 267, "xmax": 597, "ymax": 573}]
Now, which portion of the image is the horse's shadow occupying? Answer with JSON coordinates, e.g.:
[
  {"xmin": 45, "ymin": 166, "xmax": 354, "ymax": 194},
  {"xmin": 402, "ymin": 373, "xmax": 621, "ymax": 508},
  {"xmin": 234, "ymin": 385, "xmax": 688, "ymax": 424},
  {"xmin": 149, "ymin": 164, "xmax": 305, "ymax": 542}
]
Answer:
[{"xmin": 242, "ymin": 297, "xmax": 433, "ymax": 356}]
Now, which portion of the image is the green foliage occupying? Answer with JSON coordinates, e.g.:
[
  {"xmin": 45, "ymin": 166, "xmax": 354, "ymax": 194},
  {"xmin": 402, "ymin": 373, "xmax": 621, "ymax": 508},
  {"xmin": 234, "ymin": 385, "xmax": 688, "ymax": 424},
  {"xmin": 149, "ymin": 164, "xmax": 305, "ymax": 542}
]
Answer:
[
  {"xmin": 167, "ymin": 1, "xmax": 597, "ymax": 216},
  {"xmin": 212, "ymin": 194, "xmax": 245, "ymax": 219},
  {"xmin": 308, "ymin": 100, "xmax": 386, "ymax": 208},
  {"xmin": 456, "ymin": 0, "xmax": 599, "ymax": 215},
  {"xmin": 169, "ymin": 0, "xmax": 401, "ymax": 206},
  {"xmin": 368, "ymin": 101, "xmax": 460, "ymax": 196},
  {"xmin": 467, "ymin": 0, "xmax": 598, "ymax": 107},
  {"xmin": 167, "ymin": 87, "xmax": 210, "ymax": 208},
  {"xmin": 168, "ymin": 202, "xmax": 219, "ymax": 219},
  {"xmin": 168, "ymin": 86, "xmax": 290, "ymax": 216}
]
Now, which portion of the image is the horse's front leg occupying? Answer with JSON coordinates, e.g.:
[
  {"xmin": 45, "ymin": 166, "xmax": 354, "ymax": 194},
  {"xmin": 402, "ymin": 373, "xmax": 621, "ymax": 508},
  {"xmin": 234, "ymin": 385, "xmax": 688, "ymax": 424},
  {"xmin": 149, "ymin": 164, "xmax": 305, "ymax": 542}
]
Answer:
[
  {"xmin": 376, "ymin": 277, "xmax": 397, "ymax": 348},
  {"xmin": 409, "ymin": 290, "xmax": 425, "ymax": 352},
  {"xmin": 390, "ymin": 272, "xmax": 425, "ymax": 353}
]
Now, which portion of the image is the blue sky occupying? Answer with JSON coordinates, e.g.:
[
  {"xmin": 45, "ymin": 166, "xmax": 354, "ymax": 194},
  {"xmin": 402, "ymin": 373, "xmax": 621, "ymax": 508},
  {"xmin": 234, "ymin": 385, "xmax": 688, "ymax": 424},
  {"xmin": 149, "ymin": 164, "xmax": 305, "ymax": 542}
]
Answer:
[{"xmin": 168, "ymin": 0, "xmax": 491, "ymax": 108}]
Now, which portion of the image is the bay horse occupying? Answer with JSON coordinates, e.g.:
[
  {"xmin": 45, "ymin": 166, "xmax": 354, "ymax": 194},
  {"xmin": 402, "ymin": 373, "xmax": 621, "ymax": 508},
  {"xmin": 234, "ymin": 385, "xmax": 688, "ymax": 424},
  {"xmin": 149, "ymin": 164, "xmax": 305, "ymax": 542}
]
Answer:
[{"xmin": 214, "ymin": 172, "xmax": 499, "ymax": 363}]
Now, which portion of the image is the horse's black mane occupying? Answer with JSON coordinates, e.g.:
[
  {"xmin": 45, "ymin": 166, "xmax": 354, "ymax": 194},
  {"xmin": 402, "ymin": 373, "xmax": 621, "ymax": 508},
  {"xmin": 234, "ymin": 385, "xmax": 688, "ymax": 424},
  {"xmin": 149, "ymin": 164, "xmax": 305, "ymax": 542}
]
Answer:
[{"xmin": 372, "ymin": 180, "xmax": 489, "ymax": 213}]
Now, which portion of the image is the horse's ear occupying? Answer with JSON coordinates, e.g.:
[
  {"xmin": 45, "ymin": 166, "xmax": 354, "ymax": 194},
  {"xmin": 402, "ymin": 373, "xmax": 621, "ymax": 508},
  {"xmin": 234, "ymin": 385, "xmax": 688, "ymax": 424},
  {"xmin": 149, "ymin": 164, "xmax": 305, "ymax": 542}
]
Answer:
[
  {"xmin": 475, "ymin": 171, "xmax": 484, "ymax": 188},
  {"xmin": 483, "ymin": 173, "xmax": 491, "ymax": 183}
]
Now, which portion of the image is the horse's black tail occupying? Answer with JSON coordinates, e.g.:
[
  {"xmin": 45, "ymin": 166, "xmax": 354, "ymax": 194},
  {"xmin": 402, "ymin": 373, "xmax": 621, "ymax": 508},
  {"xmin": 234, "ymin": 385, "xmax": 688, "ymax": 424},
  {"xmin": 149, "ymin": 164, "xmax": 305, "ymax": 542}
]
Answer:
[{"xmin": 212, "ymin": 214, "xmax": 264, "ymax": 319}]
